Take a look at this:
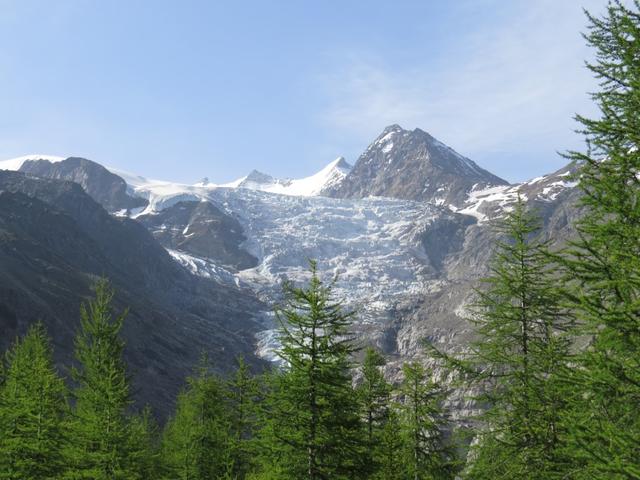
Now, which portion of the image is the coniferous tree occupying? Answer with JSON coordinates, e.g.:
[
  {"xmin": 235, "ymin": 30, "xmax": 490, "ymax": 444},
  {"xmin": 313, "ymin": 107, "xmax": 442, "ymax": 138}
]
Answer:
[
  {"xmin": 128, "ymin": 406, "xmax": 160, "ymax": 480},
  {"xmin": 0, "ymin": 323, "xmax": 68, "ymax": 480},
  {"xmin": 255, "ymin": 261, "xmax": 363, "ymax": 480},
  {"xmin": 457, "ymin": 199, "xmax": 572, "ymax": 479},
  {"xmin": 226, "ymin": 356, "xmax": 261, "ymax": 480},
  {"xmin": 161, "ymin": 356, "xmax": 233, "ymax": 480},
  {"xmin": 561, "ymin": 2, "xmax": 640, "ymax": 477},
  {"xmin": 372, "ymin": 408, "xmax": 404, "ymax": 480},
  {"xmin": 64, "ymin": 279, "xmax": 136, "ymax": 479},
  {"xmin": 398, "ymin": 362, "xmax": 456, "ymax": 480},
  {"xmin": 356, "ymin": 347, "xmax": 391, "ymax": 478}
]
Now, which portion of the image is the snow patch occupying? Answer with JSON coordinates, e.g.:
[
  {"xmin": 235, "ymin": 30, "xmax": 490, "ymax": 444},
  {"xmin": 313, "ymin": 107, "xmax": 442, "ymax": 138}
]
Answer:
[
  {"xmin": 167, "ymin": 249, "xmax": 242, "ymax": 287},
  {"xmin": 0, "ymin": 154, "xmax": 66, "ymax": 171},
  {"xmin": 457, "ymin": 185, "xmax": 520, "ymax": 222}
]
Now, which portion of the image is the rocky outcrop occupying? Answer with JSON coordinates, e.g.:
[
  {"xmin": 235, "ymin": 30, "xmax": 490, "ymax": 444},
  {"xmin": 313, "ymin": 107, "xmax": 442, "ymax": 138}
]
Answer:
[
  {"xmin": 19, "ymin": 157, "xmax": 148, "ymax": 213},
  {"xmin": 137, "ymin": 200, "xmax": 258, "ymax": 271}
]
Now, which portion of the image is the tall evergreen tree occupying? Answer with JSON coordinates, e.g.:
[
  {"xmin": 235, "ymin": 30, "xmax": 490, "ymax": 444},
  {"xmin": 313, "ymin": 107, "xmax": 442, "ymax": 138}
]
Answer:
[
  {"xmin": 562, "ymin": 2, "xmax": 640, "ymax": 477},
  {"xmin": 161, "ymin": 356, "xmax": 233, "ymax": 480},
  {"xmin": 226, "ymin": 356, "xmax": 261, "ymax": 480},
  {"xmin": 64, "ymin": 279, "xmax": 136, "ymax": 480},
  {"xmin": 398, "ymin": 362, "xmax": 456, "ymax": 480},
  {"xmin": 128, "ymin": 406, "xmax": 160, "ymax": 480},
  {"xmin": 372, "ymin": 408, "xmax": 404, "ymax": 480},
  {"xmin": 0, "ymin": 323, "xmax": 68, "ymax": 480},
  {"xmin": 356, "ymin": 347, "xmax": 391, "ymax": 478},
  {"xmin": 255, "ymin": 261, "xmax": 363, "ymax": 480},
  {"xmin": 457, "ymin": 199, "xmax": 572, "ymax": 479}
]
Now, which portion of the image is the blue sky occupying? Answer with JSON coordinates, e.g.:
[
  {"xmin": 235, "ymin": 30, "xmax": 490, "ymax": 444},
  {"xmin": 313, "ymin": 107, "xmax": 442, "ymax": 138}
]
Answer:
[{"xmin": 0, "ymin": 0, "xmax": 606, "ymax": 183}]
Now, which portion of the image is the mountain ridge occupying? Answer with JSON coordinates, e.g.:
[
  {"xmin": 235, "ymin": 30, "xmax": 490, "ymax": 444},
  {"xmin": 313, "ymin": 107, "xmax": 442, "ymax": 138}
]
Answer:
[{"xmin": 1, "ymin": 125, "xmax": 506, "ymax": 205}]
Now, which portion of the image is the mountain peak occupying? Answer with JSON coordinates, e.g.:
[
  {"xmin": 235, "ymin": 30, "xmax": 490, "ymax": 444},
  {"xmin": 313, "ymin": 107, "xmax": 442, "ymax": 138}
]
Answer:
[
  {"xmin": 327, "ymin": 156, "xmax": 352, "ymax": 171},
  {"xmin": 327, "ymin": 125, "xmax": 508, "ymax": 206},
  {"xmin": 244, "ymin": 170, "xmax": 275, "ymax": 184},
  {"xmin": 381, "ymin": 123, "xmax": 405, "ymax": 134},
  {"xmin": 221, "ymin": 158, "xmax": 351, "ymax": 197}
]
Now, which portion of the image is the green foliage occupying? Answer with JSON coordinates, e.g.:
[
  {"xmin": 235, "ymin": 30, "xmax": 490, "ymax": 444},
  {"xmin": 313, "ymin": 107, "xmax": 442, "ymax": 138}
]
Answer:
[
  {"xmin": 128, "ymin": 406, "xmax": 161, "ymax": 480},
  {"xmin": 372, "ymin": 408, "xmax": 404, "ymax": 480},
  {"xmin": 226, "ymin": 356, "xmax": 261, "ymax": 480},
  {"xmin": 356, "ymin": 347, "xmax": 392, "ymax": 478},
  {"xmin": 255, "ymin": 261, "xmax": 363, "ymax": 480},
  {"xmin": 0, "ymin": 323, "xmax": 68, "ymax": 480},
  {"xmin": 561, "ymin": 1, "xmax": 640, "ymax": 477},
  {"xmin": 441, "ymin": 199, "xmax": 573, "ymax": 479},
  {"xmin": 398, "ymin": 362, "xmax": 456, "ymax": 480},
  {"xmin": 161, "ymin": 356, "xmax": 233, "ymax": 480},
  {"xmin": 63, "ymin": 279, "xmax": 137, "ymax": 480}
]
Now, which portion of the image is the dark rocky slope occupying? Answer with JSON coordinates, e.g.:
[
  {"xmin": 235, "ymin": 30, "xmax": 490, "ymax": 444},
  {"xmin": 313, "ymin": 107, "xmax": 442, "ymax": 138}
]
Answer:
[{"xmin": 0, "ymin": 171, "xmax": 264, "ymax": 418}]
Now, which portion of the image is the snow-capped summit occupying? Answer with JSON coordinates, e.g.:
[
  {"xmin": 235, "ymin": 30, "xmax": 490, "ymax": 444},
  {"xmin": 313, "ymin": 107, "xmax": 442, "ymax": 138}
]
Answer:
[
  {"xmin": 312, "ymin": 156, "xmax": 352, "ymax": 194},
  {"xmin": 244, "ymin": 170, "xmax": 276, "ymax": 184},
  {"xmin": 231, "ymin": 170, "xmax": 291, "ymax": 191},
  {"xmin": 223, "ymin": 157, "xmax": 352, "ymax": 197},
  {"xmin": 329, "ymin": 156, "xmax": 351, "ymax": 169}
]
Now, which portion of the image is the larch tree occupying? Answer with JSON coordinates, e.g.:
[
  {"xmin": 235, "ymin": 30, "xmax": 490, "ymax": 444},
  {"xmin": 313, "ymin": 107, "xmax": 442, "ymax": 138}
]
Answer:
[
  {"xmin": 127, "ymin": 406, "xmax": 160, "ymax": 480},
  {"xmin": 460, "ymin": 199, "xmax": 572, "ymax": 480},
  {"xmin": 161, "ymin": 356, "xmax": 233, "ymax": 480},
  {"xmin": 64, "ymin": 279, "xmax": 136, "ymax": 480},
  {"xmin": 562, "ymin": 1, "xmax": 640, "ymax": 477},
  {"xmin": 0, "ymin": 323, "xmax": 68, "ymax": 480},
  {"xmin": 372, "ymin": 408, "xmax": 404, "ymax": 480},
  {"xmin": 356, "ymin": 347, "xmax": 392, "ymax": 479},
  {"xmin": 398, "ymin": 361, "xmax": 456, "ymax": 480},
  {"xmin": 255, "ymin": 261, "xmax": 363, "ymax": 480},
  {"xmin": 226, "ymin": 356, "xmax": 261, "ymax": 480}
]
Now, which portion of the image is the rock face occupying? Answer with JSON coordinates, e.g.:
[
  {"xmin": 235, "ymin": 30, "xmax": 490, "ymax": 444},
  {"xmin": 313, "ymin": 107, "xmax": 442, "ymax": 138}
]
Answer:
[
  {"xmin": 137, "ymin": 200, "xmax": 258, "ymax": 271},
  {"xmin": 0, "ymin": 171, "xmax": 264, "ymax": 418},
  {"xmin": 19, "ymin": 157, "xmax": 148, "ymax": 213},
  {"xmin": 325, "ymin": 125, "xmax": 508, "ymax": 206}
]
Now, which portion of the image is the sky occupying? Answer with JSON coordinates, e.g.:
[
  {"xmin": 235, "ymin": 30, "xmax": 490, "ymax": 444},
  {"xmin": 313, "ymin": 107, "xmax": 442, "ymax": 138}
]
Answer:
[{"xmin": 0, "ymin": 0, "xmax": 609, "ymax": 184}]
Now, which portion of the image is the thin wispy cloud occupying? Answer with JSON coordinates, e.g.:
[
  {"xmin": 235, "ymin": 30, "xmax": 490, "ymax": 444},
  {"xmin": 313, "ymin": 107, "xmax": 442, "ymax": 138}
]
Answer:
[
  {"xmin": 319, "ymin": 0, "xmax": 606, "ymax": 181},
  {"xmin": 0, "ymin": 1, "xmax": 620, "ymax": 182}
]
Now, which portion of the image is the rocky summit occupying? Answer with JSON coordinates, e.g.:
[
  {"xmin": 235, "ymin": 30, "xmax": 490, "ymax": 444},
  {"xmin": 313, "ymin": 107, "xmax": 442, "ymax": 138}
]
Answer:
[{"xmin": 324, "ymin": 124, "xmax": 509, "ymax": 206}]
